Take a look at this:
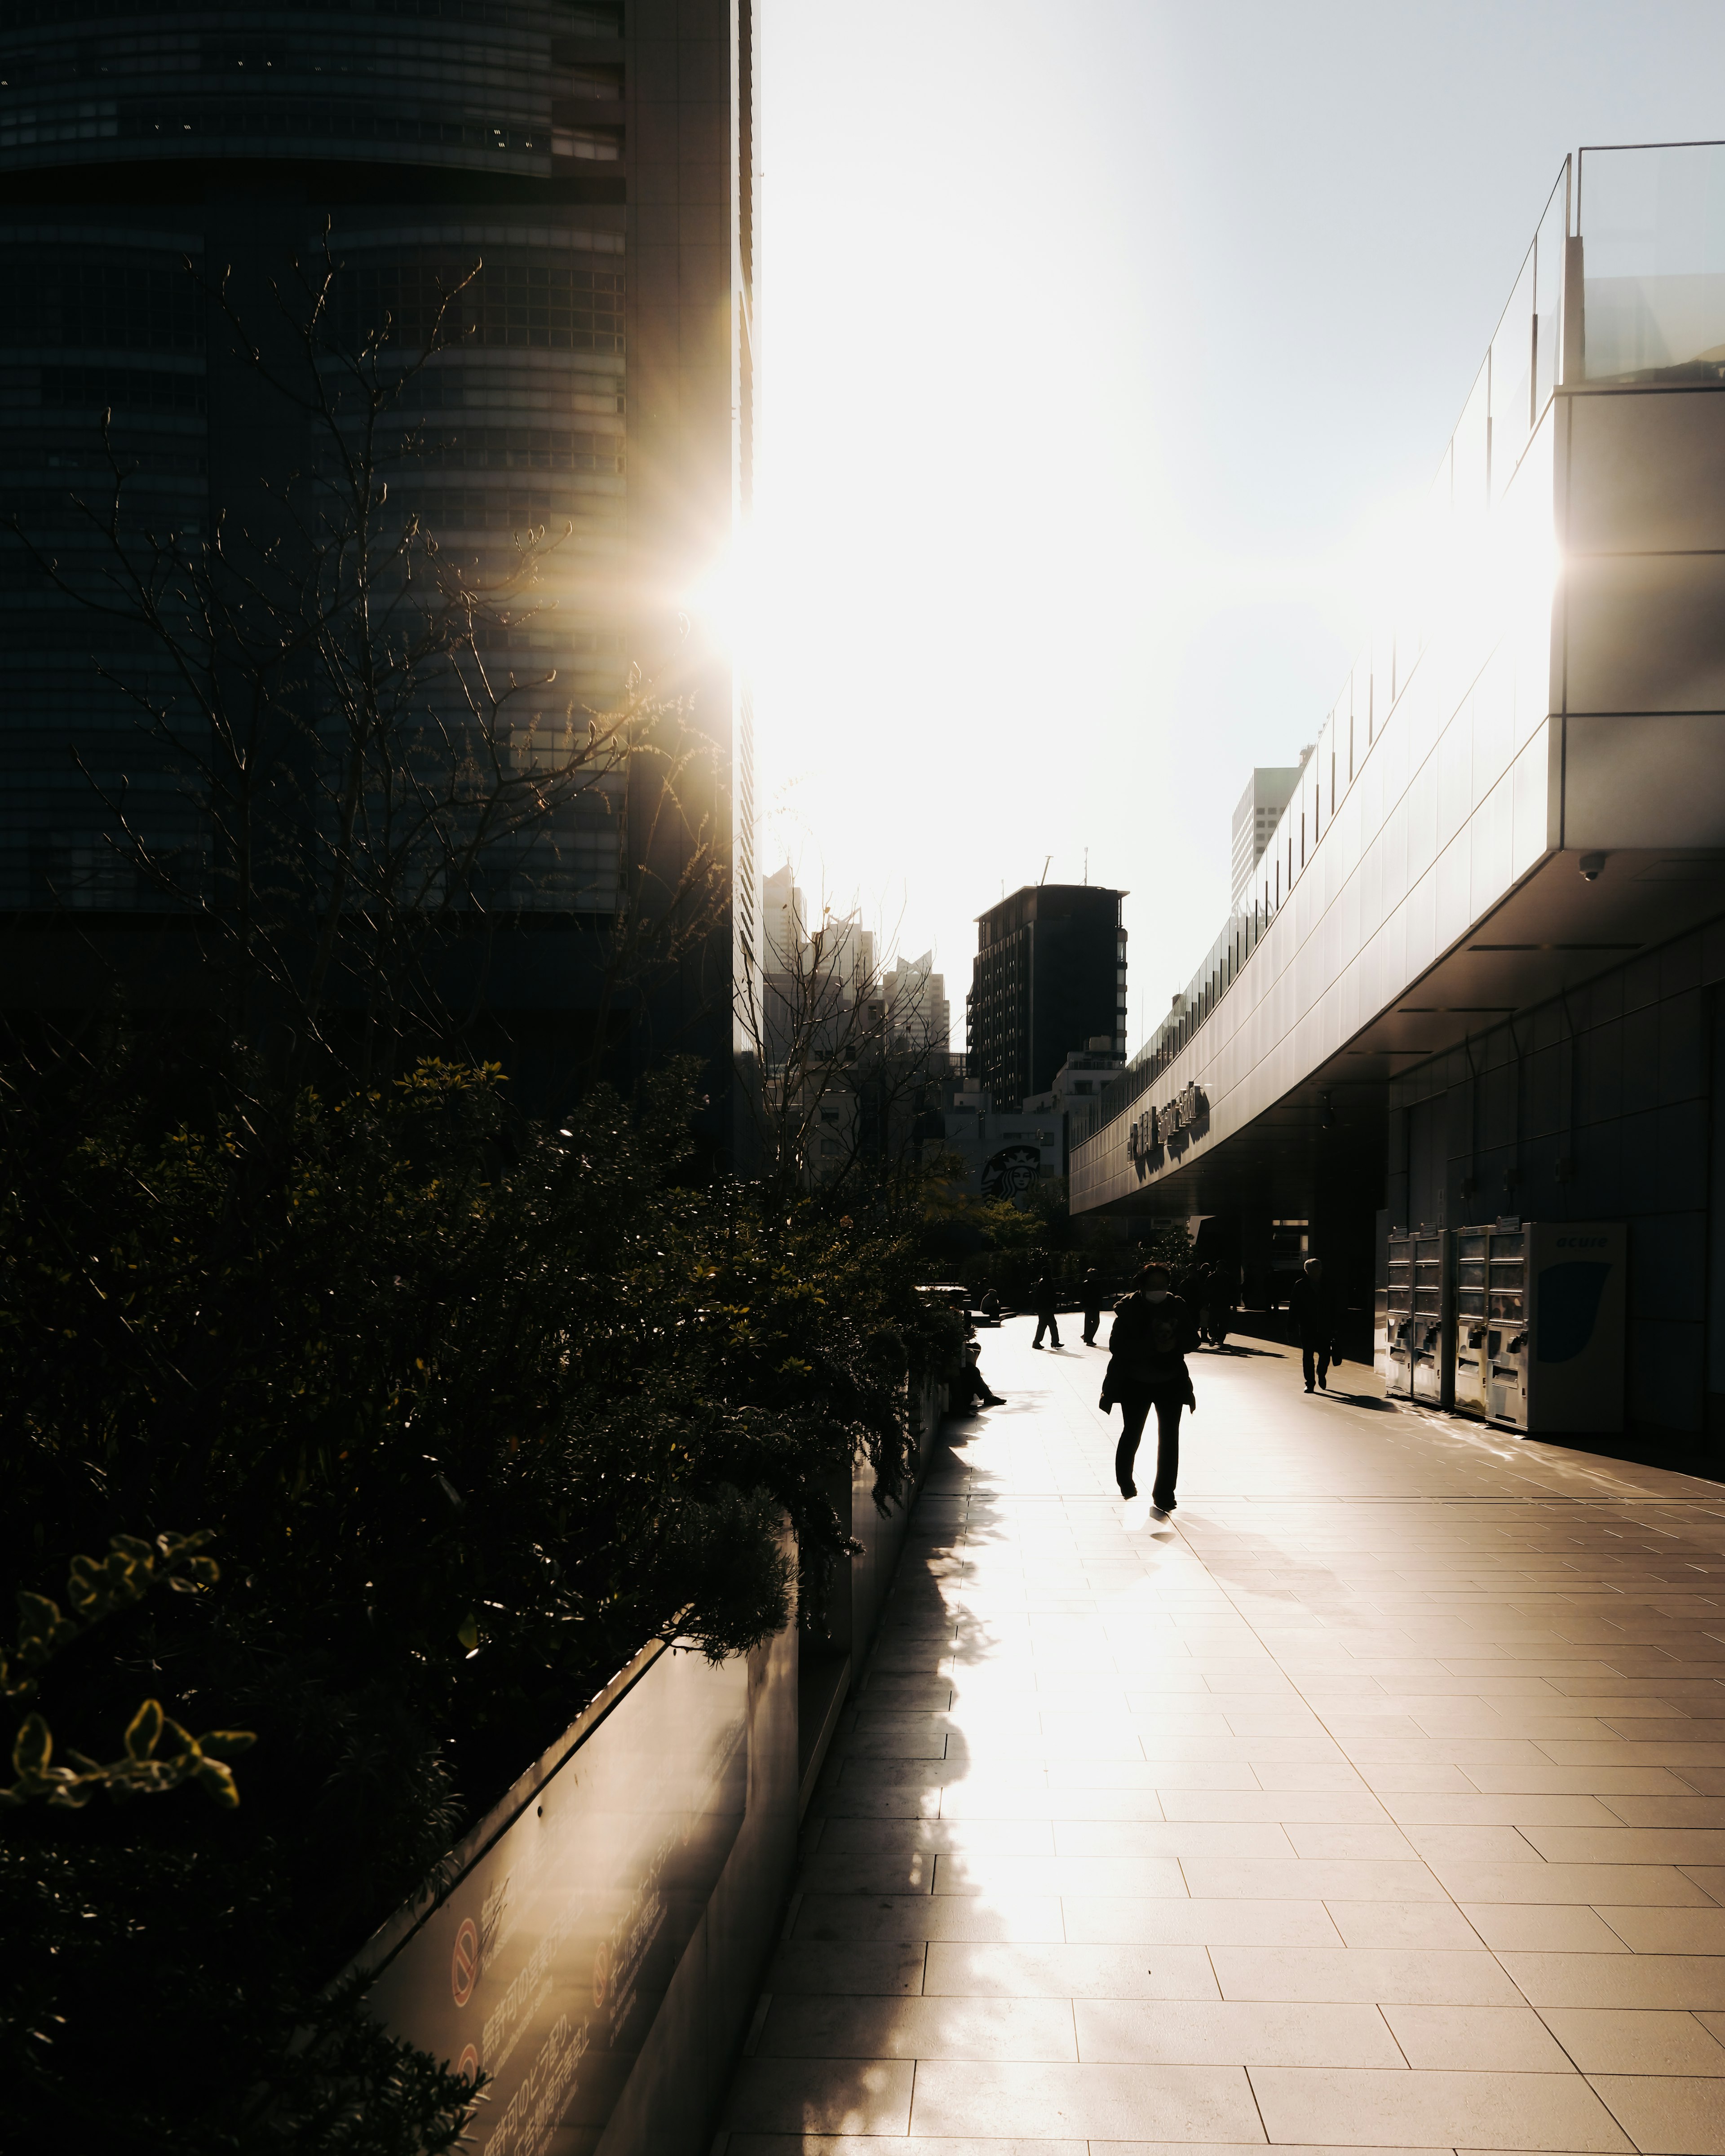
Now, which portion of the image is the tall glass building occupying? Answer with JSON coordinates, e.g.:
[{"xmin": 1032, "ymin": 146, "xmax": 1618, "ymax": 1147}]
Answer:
[{"xmin": 0, "ymin": 0, "xmax": 756, "ymax": 1137}]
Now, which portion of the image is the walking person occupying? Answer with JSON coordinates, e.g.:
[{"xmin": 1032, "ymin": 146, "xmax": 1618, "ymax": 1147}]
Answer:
[
  {"xmin": 1030, "ymin": 1270, "xmax": 1062, "ymax": 1350},
  {"xmin": 1080, "ymin": 1267, "xmax": 1105, "ymax": 1346},
  {"xmin": 1099, "ymin": 1261, "xmax": 1196, "ymax": 1510},
  {"xmin": 1288, "ymin": 1255, "xmax": 1339, "ymax": 1392}
]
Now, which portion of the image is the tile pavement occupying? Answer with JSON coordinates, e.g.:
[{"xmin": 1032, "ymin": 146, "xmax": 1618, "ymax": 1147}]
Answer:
[{"xmin": 716, "ymin": 1317, "xmax": 1725, "ymax": 2155}]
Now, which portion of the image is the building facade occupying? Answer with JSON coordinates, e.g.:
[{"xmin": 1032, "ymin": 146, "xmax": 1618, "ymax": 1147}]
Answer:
[
  {"xmin": 1230, "ymin": 762, "xmax": 1306, "ymax": 908},
  {"xmin": 965, "ymin": 883, "xmax": 1126, "ymax": 1109},
  {"xmin": 0, "ymin": 0, "xmax": 756, "ymax": 1145},
  {"xmin": 1071, "ymin": 141, "xmax": 1725, "ymax": 1451}
]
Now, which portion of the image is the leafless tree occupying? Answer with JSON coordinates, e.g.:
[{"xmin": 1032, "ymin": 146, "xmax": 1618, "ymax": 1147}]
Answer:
[{"xmin": 735, "ymin": 902, "xmax": 953, "ymax": 1204}]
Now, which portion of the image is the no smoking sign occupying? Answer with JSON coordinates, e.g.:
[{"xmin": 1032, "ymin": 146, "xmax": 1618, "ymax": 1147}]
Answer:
[{"xmin": 450, "ymin": 1917, "xmax": 479, "ymax": 2008}]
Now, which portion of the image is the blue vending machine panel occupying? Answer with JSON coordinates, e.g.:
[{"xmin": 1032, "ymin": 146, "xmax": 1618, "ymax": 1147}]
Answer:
[{"xmin": 1526, "ymin": 1221, "xmax": 1627, "ymax": 1436}]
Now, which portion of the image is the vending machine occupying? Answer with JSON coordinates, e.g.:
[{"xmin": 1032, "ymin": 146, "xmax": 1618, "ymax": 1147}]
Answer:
[
  {"xmin": 1452, "ymin": 1227, "xmax": 1490, "ymax": 1415},
  {"xmin": 1527, "ymin": 1220, "xmax": 1626, "ymax": 1434},
  {"xmin": 1446, "ymin": 1220, "xmax": 1626, "ymax": 1436},
  {"xmin": 1409, "ymin": 1231, "xmax": 1451, "ymax": 1408},
  {"xmin": 1382, "ymin": 1232, "xmax": 1415, "ymax": 1396}
]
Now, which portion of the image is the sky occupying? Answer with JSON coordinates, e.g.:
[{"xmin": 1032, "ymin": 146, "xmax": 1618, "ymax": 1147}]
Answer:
[{"xmin": 750, "ymin": 1, "xmax": 1725, "ymax": 1055}]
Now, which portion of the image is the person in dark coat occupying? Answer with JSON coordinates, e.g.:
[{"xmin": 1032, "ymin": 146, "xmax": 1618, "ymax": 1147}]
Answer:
[
  {"xmin": 1080, "ymin": 1267, "xmax": 1105, "ymax": 1346},
  {"xmin": 1099, "ymin": 1261, "xmax": 1196, "ymax": 1509},
  {"xmin": 1030, "ymin": 1271, "xmax": 1061, "ymax": 1350},
  {"xmin": 952, "ymin": 1336, "xmax": 1005, "ymax": 1412},
  {"xmin": 979, "ymin": 1287, "xmax": 1002, "ymax": 1326},
  {"xmin": 1287, "ymin": 1256, "xmax": 1339, "ymax": 1392}
]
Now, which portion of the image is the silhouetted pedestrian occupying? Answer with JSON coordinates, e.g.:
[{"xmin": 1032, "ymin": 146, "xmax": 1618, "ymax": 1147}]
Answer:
[
  {"xmin": 1031, "ymin": 1271, "xmax": 1061, "ymax": 1350},
  {"xmin": 953, "ymin": 1337, "xmax": 1005, "ymax": 1412},
  {"xmin": 1099, "ymin": 1261, "xmax": 1195, "ymax": 1510},
  {"xmin": 1081, "ymin": 1268, "xmax": 1104, "ymax": 1345},
  {"xmin": 1287, "ymin": 1256, "xmax": 1339, "ymax": 1392}
]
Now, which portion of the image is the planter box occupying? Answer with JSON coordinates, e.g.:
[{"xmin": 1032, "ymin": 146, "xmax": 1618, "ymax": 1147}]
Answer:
[
  {"xmin": 353, "ymin": 1617, "xmax": 795, "ymax": 2156},
  {"xmin": 351, "ymin": 1375, "xmax": 946, "ymax": 2154}
]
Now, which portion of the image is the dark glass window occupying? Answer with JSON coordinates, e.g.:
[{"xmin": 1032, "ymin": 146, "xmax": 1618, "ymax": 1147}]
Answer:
[
  {"xmin": 0, "ymin": 256, "xmax": 203, "ymax": 352},
  {"xmin": 333, "ymin": 255, "xmax": 624, "ymax": 354}
]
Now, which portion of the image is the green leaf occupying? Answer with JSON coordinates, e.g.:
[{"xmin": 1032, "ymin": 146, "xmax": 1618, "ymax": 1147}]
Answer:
[
  {"xmin": 456, "ymin": 1614, "xmax": 479, "ymax": 1651},
  {"xmin": 12, "ymin": 1712, "xmax": 50, "ymax": 1780},
  {"xmin": 14, "ymin": 1590, "xmax": 77, "ymax": 1664},
  {"xmin": 194, "ymin": 1756, "xmax": 241, "ymax": 1808},
  {"xmin": 199, "ymin": 1729, "xmax": 257, "ymax": 1760},
  {"xmin": 124, "ymin": 1699, "xmax": 164, "ymax": 1761}
]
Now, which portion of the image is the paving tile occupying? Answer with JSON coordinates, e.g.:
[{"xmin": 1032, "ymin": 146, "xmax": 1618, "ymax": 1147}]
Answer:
[
  {"xmin": 1382, "ymin": 1794, "xmax": 1622, "ymax": 1827},
  {"xmin": 1060, "ymin": 1896, "xmax": 1345, "ymax": 1946},
  {"xmin": 1051, "ymin": 1819, "xmax": 1297, "ymax": 1859},
  {"xmin": 922, "ymin": 1940, "xmax": 1220, "ymax": 1999},
  {"xmin": 1380, "ymin": 2003, "xmax": 1577, "ymax": 2070},
  {"xmin": 1211, "ymin": 1947, "xmax": 1523, "ymax": 2006},
  {"xmin": 1501, "ymin": 1957, "xmax": 1725, "ymax": 2011},
  {"xmin": 907, "ymin": 2059, "xmax": 1265, "ymax": 2141},
  {"xmin": 725, "ymin": 2140, "xmax": 1087, "ymax": 2155},
  {"xmin": 1539, "ymin": 2008, "xmax": 1725, "ymax": 2075},
  {"xmin": 721, "ymin": 2054, "xmax": 916, "ymax": 2135},
  {"xmin": 757, "ymin": 1993, "xmax": 1077, "ymax": 2062},
  {"xmin": 1601, "ymin": 1911, "xmax": 1725, "ymax": 1954},
  {"xmin": 1460, "ymin": 1904, "xmax": 1634, "ymax": 1953},
  {"xmin": 1588, "ymin": 2074, "xmax": 1725, "ymax": 2154},
  {"xmin": 1325, "ymin": 1901, "xmax": 1487, "ymax": 1950},
  {"xmin": 1247, "ymin": 2065, "xmax": 1634, "ymax": 2149},
  {"xmin": 792, "ymin": 1893, "xmax": 1065, "ymax": 1943},
  {"xmin": 1180, "ymin": 1859, "xmax": 1449, "ymax": 1902},
  {"xmin": 1430, "ymin": 1863, "xmax": 1715, "ymax": 1905},
  {"xmin": 766, "ymin": 1942, "xmax": 927, "ymax": 1996},
  {"xmin": 1074, "ymin": 1997, "xmax": 1407, "ymax": 2067}
]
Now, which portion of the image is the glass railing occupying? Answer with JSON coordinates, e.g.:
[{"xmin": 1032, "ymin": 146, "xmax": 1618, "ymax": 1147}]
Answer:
[
  {"xmin": 1579, "ymin": 140, "xmax": 1725, "ymax": 384},
  {"xmin": 1075, "ymin": 156, "xmax": 1575, "ymax": 1153}
]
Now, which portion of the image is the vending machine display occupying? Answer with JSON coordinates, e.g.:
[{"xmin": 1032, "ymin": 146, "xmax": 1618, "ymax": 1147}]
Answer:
[
  {"xmin": 1452, "ymin": 1229, "xmax": 1489, "ymax": 1416},
  {"xmin": 1526, "ymin": 1220, "xmax": 1626, "ymax": 1434},
  {"xmin": 1383, "ymin": 1232, "xmax": 1415, "ymax": 1396},
  {"xmin": 1442, "ymin": 1220, "xmax": 1626, "ymax": 1435},
  {"xmin": 1410, "ymin": 1231, "xmax": 1451, "ymax": 1408}
]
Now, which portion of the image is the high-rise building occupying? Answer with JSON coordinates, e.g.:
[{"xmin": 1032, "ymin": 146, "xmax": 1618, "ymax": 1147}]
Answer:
[
  {"xmin": 0, "ymin": 0, "xmax": 757, "ymax": 1150},
  {"xmin": 880, "ymin": 950, "xmax": 949, "ymax": 1058},
  {"xmin": 966, "ymin": 884, "xmax": 1126, "ymax": 1109},
  {"xmin": 1230, "ymin": 762, "xmax": 1306, "ymax": 907}
]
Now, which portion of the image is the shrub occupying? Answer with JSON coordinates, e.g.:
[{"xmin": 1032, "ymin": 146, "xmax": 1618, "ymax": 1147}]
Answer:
[{"xmin": 0, "ymin": 1030, "xmax": 957, "ymax": 2148}]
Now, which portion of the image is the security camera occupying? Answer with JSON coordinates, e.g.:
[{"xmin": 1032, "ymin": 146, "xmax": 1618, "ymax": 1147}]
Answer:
[{"xmin": 1579, "ymin": 852, "xmax": 1606, "ymax": 882}]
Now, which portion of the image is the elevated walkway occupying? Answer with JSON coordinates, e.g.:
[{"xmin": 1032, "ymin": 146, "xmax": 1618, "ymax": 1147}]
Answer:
[{"xmin": 718, "ymin": 1312, "xmax": 1725, "ymax": 2153}]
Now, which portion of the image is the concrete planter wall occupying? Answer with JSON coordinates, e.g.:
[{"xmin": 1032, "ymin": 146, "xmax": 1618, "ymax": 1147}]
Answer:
[{"xmin": 351, "ymin": 1375, "xmax": 945, "ymax": 2155}]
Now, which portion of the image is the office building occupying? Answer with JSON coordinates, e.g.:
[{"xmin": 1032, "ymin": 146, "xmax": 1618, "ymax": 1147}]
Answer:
[
  {"xmin": 0, "ymin": 0, "xmax": 757, "ymax": 1149},
  {"xmin": 1230, "ymin": 762, "xmax": 1306, "ymax": 908},
  {"xmin": 1071, "ymin": 141, "xmax": 1725, "ymax": 1451},
  {"xmin": 881, "ymin": 950, "xmax": 949, "ymax": 1058},
  {"xmin": 966, "ymin": 884, "xmax": 1126, "ymax": 1109}
]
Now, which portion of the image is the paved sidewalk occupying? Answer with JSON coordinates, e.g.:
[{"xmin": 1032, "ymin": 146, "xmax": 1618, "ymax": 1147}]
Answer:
[{"xmin": 719, "ymin": 1315, "xmax": 1725, "ymax": 2156}]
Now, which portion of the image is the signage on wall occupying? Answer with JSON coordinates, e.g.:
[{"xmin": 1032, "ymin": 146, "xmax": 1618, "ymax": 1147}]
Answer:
[{"xmin": 1125, "ymin": 1082, "xmax": 1208, "ymax": 1176}]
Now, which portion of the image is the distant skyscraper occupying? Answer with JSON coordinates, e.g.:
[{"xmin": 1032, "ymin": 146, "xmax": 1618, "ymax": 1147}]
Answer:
[
  {"xmin": 966, "ymin": 884, "xmax": 1126, "ymax": 1109},
  {"xmin": 881, "ymin": 950, "xmax": 949, "ymax": 1057},
  {"xmin": 0, "ymin": 0, "xmax": 757, "ymax": 1147},
  {"xmin": 1230, "ymin": 762, "xmax": 1306, "ymax": 908}
]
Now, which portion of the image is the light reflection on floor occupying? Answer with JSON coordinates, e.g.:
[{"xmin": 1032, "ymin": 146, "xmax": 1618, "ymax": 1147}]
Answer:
[{"xmin": 720, "ymin": 1315, "xmax": 1725, "ymax": 2154}]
